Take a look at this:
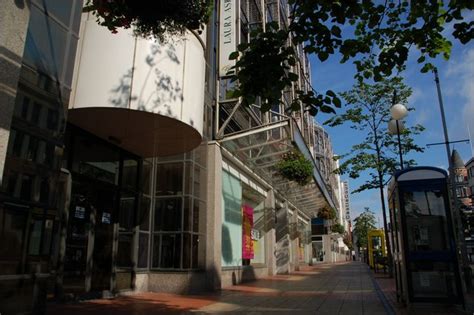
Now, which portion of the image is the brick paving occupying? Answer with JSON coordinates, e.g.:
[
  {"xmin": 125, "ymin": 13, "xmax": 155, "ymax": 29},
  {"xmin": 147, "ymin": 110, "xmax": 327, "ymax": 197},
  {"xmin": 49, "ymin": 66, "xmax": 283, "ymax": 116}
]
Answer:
[
  {"xmin": 48, "ymin": 262, "xmax": 389, "ymax": 314},
  {"xmin": 372, "ymin": 271, "xmax": 471, "ymax": 315}
]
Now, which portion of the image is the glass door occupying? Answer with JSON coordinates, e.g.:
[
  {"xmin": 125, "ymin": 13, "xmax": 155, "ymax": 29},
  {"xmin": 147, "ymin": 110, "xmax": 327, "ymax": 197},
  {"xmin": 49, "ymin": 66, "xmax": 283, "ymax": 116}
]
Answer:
[{"xmin": 63, "ymin": 182, "xmax": 92, "ymax": 294}]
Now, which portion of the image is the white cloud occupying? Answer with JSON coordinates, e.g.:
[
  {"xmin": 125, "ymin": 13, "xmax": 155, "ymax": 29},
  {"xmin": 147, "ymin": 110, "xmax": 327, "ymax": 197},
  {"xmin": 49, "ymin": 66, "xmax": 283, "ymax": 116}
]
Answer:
[{"xmin": 445, "ymin": 48, "xmax": 474, "ymax": 140}]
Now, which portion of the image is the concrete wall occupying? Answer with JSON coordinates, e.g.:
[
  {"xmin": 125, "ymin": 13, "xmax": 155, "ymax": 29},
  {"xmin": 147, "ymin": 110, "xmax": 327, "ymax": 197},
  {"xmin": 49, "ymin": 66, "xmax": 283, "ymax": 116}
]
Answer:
[
  {"xmin": 147, "ymin": 272, "xmax": 208, "ymax": 294},
  {"xmin": 221, "ymin": 266, "xmax": 269, "ymax": 288},
  {"xmin": 205, "ymin": 142, "xmax": 223, "ymax": 290}
]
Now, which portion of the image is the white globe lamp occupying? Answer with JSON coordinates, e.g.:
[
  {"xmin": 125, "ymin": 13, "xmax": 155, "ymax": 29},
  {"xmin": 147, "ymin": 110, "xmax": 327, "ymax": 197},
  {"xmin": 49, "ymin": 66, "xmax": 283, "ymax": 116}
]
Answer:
[
  {"xmin": 390, "ymin": 103, "xmax": 408, "ymax": 120},
  {"xmin": 388, "ymin": 119, "xmax": 405, "ymax": 135}
]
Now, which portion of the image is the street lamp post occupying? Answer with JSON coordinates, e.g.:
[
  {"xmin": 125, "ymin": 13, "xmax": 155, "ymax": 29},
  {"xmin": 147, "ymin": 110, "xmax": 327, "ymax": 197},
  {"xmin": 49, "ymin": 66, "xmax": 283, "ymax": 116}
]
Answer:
[{"xmin": 388, "ymin": 99, "xmax": 408, "ymax": 169}]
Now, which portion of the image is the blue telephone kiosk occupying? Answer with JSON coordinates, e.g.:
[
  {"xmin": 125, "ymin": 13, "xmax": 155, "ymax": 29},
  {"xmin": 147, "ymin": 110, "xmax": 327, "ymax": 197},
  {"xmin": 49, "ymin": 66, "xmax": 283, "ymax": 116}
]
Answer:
[{"xmin": 388, "ymin": 166, "xmax": 464, "ymax": 306}]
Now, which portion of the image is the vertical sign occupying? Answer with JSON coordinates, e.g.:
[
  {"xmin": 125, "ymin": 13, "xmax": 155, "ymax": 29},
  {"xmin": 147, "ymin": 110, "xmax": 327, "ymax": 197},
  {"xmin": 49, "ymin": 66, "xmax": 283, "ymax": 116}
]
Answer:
[
  {"xmin": 242, "ymin": 205, "xmax": 254, "ymax": 259},
  {"xmin": 219, "ymin": 0, "xmax": 236, "ymax": 76}
]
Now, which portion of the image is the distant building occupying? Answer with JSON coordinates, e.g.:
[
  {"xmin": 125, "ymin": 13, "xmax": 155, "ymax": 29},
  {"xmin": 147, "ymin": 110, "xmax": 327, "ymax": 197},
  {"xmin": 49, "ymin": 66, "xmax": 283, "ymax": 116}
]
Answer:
[
  {"xmin": 451, "ymin": 150, "xmax": 474, "ymax": 261},
  {"xmin": 451, "ymin": 150, "xmax": 472, "ymax": 207},
  {"xmin": 466, "ymin": 157, "xmax": 474, "ymax": 206}
]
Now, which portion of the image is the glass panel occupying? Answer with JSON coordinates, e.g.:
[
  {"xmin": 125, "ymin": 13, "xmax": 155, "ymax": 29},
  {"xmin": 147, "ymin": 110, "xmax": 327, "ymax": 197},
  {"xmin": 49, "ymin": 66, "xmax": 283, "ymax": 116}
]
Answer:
[
  {"xmin": 122, "ymin": 158, "xmax": 138, "ymax": 191},
  {"xmin": 154, "ymin": 198, "xmax": 182, "ymax": 232},
  {"xmin": 138, "ymin": 196, "xmax": 150, "ymax": 231},
  {"xmin": 183, "ymin": 197, "xmax": 192, "ymax": 232},
  {"xmin": 28, "ymin": 219, "xmax": 43, "ymax": 256},
  {"xmin": 71, "ymin": 135, "xmax": 120, "ymax": 185},
  {"xmin": 152, "ymin": 235, "xmax": 161, "ymax": 268},
  {"xmin": 0, "ymin": 207, "xmax": 28, "ymax": 275},
  {"xmin": 46, "ymin": 108, "xmax": 59, "ymax": 131},
  {"xmin": 411, "ymin": 269, "xmax": 458, "ymax": 299},
  {"xmin": 160, "ymin": 234, "xmax": 181, "ymax": 268},
  {"xmin": 12, "ymin": 130, "xmax": 24, "ymax": 157},
  {"xmin": 31, "ymin": 102, "xmax": 42, "ymax": 125},
  {"xmin": 155, "ymin": 163, "xmax": 183, "ymax": 196},
  {"xmin": 138, "ymin": 233, "xmax": 149, "ymax": 268},
  {"xmin": 193, "ymin": 166, "xmax": 201, "ymax": 198},
  {"xmin": 183, "ymin": 233, "xmax": 191, "ymax": 269},
  {"xmin": 42, "ymin": 219, "xmax": 54, "ymax": 255},
  {"xmin": 192, "ymin": 234, "xmax": 200, "ymax": 269},
  {"xmin": 23, "ymin": 5, "xmax": 68, "ymax": 81},
  {"xmin": 119, "ymin": 196, "xmax": 135, "ymax": 231},
  {"xmin": 141, "ymin": 160, "xmax": 152, "ymax": 196},
  {"xmin": 26, "ymin": 136, "xmax": 39, "ymax": 162},
  {"xmin": 404, "ymin": 190, "xmax": 446, "ymax": 217},
  {"xmin": 221, "ymin": 171, "xmax": 243, "ymax": 267},
  {"xmin": 20, "ymin": 174, "xmax": 33, "ymax": 201},
  {"xmin": 39, "ymin": 178, "xmax": 50, "ymax": 203},
  {"xmin": 184, "ymin": 162, "xmax": 192, "ymax": 195},
  {"xmin": 117, "ymin": 233, "xmax": 132, "ymax": 268},
  {"xmin": 404, "ymin": 190, "xmax": 450, "ymax": 251}
]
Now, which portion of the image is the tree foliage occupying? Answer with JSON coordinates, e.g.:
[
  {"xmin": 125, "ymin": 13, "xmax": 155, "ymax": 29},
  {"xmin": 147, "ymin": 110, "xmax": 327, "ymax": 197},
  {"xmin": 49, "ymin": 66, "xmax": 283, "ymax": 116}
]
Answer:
[
  {"xmin": 328, "ymin": 77, "xmax": 424, "ymax": 193},
  {"xmin": 83, "ymin": 0, "xmax": 212, "ymax": 41},
  {"xmin": 343, "ymin": 232, "xmax": 354, "ymax": 251},
  {"xmin": 353, "ymin": 208, "xmax": 377, "ymax": 249},
  {"xmin": 231, "ymin": 1, "xmax": 473, "ymax": 115}
]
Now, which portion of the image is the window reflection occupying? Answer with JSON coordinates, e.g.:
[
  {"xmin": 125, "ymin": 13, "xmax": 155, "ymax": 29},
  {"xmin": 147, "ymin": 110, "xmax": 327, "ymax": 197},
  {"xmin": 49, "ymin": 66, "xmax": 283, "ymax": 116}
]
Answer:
[
  {"xmin": 404, "ymin": 189, "xmax": 449, "ymax": 252},
  {"xmin": 404, "ymin": 190, "xmax": 446, "ymax": 217}
]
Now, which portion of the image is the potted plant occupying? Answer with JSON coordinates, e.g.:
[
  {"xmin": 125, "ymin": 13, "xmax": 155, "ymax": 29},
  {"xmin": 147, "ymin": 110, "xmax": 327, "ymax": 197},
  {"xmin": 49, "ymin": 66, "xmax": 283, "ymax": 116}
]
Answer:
[
  {"xmin": 276, "ymin": 149, "xmax": 313, "ymax": 186},
  {"xmin": 83, "ymin": 0, "xmax": 212, "ymax": 41}
]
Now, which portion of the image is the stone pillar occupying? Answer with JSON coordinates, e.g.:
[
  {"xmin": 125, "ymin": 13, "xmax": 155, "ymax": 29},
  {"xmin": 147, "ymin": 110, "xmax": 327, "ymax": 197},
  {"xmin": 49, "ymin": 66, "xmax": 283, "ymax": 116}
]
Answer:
[
  {"xmin": 289, "ymin": 209, "xmax": 299, "ymax": 272},
  {"xmin": 275, "ymin": 201, "xmax": 290, "ymax": 274},
  {"xmin": 264, "ymin": 190, "xmax": 276, "ymax": 276},
  {"xmin": 0, "ymin": 0, "xmax": 30, "ymax": 184},
  {"xmin": 205, "ymin": 142, "xmax": 223, "ymax": 290}
]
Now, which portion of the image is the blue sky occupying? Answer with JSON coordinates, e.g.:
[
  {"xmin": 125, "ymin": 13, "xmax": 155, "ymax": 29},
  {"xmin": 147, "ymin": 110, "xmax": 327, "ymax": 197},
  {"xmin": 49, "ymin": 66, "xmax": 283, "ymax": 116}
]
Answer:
[{"xmin": 309, "ymin": 30, "xmax": 474, "ymax": 227}]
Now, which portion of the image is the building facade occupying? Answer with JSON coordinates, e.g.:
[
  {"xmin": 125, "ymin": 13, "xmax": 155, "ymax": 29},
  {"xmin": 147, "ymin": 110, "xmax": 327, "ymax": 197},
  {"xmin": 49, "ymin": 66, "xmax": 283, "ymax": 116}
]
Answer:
[
  {"xmin": 465, "ymin": 157, "xmax": 474, "ymax": 206},
  {"xmin": 450, "ymin": 150, "xmax": 474, "ymax": 262},
  {"xmin": 0, "ymin": 1, "xmax": 341, "ymax": 313}
]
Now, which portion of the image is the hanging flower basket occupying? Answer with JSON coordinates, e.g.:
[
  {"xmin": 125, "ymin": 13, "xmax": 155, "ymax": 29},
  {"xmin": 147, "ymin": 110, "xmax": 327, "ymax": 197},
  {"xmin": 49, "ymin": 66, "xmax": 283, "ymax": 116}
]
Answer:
[
  {"xmin": 83, "ymin": 0, "xmax": 212, "ymax": 41},
  {"xmin": 276, "ymin": 150, "xmax": 313, "ymax": 186}
]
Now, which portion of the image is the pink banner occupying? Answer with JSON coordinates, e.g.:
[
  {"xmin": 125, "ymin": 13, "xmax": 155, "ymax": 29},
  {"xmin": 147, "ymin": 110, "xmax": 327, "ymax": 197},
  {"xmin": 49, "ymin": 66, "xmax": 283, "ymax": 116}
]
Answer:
[{"xmin": 242, "ymin": 205, "xmax": 254, "ymax": 259}]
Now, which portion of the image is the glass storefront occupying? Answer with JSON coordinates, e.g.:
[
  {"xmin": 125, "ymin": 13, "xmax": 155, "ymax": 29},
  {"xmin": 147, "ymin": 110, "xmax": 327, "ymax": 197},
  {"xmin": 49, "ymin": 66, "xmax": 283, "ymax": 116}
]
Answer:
[
  {"xmin": 149, "ymin": 147, "xmax": 207, "ymax": 270},
  {"xmin": 0, "ymin": 0, "xmax": 82, "ymax": 279}
]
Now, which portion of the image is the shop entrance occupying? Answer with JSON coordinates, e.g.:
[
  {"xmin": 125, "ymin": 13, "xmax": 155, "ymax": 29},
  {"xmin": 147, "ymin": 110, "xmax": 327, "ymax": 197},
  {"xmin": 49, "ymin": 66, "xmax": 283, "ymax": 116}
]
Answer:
[
  {"xmin": 63, "ymin": 180, "xmax": 116, "ymax": 293},
  {"xmin": 60, "ymin": 125, "xmax": 140, "ymax": 296}
]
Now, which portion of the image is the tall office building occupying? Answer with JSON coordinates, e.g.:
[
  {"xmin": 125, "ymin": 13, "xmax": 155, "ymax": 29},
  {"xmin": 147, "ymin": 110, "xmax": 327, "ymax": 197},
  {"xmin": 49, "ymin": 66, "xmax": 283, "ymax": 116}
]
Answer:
[{"xmin": 0, "ymin": 1, "xmax": 341, "ymax": 313}]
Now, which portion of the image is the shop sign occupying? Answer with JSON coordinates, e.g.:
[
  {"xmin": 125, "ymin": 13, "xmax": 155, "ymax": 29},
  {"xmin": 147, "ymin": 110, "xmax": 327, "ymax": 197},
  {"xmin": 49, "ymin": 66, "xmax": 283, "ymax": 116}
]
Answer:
[
  {"xmin": 219, "ymin": 0, "xmax": 236, "ymax": 76},
  {"xmin": 74, "ymin": 206, "xmax": 85, "ymax": 219},
  {"xmin": 251, "ymin": 229, "xmax": 260, "ymax": 241},
  {"xmin": 242, "ymin": 205, "xmax": 254, "ymax": 259},
  {"xmin": 102, "ymin": 212, "xmax": 111, "ymax": 224}
]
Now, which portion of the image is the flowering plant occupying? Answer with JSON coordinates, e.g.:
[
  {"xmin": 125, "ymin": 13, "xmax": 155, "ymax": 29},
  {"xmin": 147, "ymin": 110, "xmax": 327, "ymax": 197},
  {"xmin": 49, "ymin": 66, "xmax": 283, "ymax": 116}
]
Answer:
[
  {"xmin": 276, "ymin": 150, "xmax": 313, "ymax": 186},
  {"xmin": 83, "ymin": 0, "xmax": 212, "ymax": 41}
]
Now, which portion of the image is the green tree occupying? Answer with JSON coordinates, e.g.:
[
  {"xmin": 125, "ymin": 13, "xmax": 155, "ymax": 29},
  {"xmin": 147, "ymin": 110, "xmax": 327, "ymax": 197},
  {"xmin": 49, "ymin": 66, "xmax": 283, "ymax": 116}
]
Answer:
[
  {"xmin": 343, "ymin": 232, "xmax": 354, "ymax": 251},
  {"xmin": 353, "ymin": 208, "xmax": 377, "ymax": 250},
  {"xmin": 328, "ymin": 77, "xmax": 424, "ymax": 276},
  {"xmin": 231, "ymin": 1, "xmax": 473, "ymax": 115}
]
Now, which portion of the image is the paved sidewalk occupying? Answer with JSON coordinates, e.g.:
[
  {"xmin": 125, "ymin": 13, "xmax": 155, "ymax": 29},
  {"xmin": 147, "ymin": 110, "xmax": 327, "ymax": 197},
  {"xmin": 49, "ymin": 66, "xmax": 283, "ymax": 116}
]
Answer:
[
  {"xmin": 373, "ymin": 273, "xmax": 469, "ymax": 315},
  {"xmin": 48, "ymin": 262, "xmax": 389, "ymax": 314}
]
